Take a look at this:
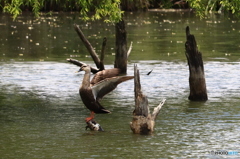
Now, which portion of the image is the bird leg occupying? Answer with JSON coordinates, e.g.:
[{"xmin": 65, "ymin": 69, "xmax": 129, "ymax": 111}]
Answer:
[{"xmin": 85, "ymin": 111, "xmax": 95, "ymax": 122}]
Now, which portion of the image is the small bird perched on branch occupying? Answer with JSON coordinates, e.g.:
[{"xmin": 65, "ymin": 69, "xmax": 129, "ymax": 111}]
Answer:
[{"xmin": 79, "ymin": 64, "xmax": 134, "ymax": 123}]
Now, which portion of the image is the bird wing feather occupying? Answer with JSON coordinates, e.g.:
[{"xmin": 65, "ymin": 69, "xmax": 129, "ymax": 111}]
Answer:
[
  {"xmin": 90, "ymin": 68, "xmax": 120, "ymax": 86},
  {"xmin": 91, "ymin": 76, "xmax": 134, "ymax": 101}
]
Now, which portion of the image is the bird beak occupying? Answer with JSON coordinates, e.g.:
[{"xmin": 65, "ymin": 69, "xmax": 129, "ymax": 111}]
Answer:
[{"xmin": 76, "ymin": 68, "xmax": 82, "ymax": 73}]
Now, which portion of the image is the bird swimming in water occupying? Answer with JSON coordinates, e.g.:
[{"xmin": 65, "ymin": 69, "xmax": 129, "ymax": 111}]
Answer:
[{"xmin": 79, "ymin": 64, "xmax": 134, "ymax": 122}]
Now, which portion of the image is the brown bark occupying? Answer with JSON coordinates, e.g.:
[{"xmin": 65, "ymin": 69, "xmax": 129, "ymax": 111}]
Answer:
[
  {"xmin": 185, "ymin": 26, "xmax": 208, "ymax": 101},
  {"xmin": 99, "ymin": 37, "xmax": 107, "ymax": 71},
  {"xmin": 133, "ymin": 65, "xmax": 149, "ymax": 117},
  {"xmin": 130, "ymin": 64, "xmax": 165, "ymax": 135},
  {"xmin": 66, "ymin": 58, "xmax": 99, "ymax": 74},
  {"xmin": 73, "ymin": 22, "xmax": 132, "ymax": 74},
  {"xmin": 114, "ymin": 19, "xmax": 128, "ymax": 74},
  {"xmin": 74, "ymin": 24, "xmax": 101, "ymax": 69},
  {"xmin": 86, "ymin": 120, "xmax": 104, "ymax": 131}
]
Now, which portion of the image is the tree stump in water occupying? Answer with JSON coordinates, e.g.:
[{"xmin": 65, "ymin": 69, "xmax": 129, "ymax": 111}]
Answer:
[
  {"xmin": 185, "ymin": 26, "xmax": 208, "ymax": 101},
  {"xmin": 130, "ymin": 64, "xmax": 166, "ymax": 135},
  {"xmin": 86, "ymin": 120, "xmax": 104, "ymax": 131},
  {"xmin": 114, "ymin": 19, "xmax": 128, "ymax": 74}
]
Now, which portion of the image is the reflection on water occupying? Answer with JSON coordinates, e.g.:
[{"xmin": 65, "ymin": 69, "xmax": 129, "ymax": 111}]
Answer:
[
  {"xmin": 1, "ymin": 12, "xmax": 240, "ymax": 158},
  {"xmin": 1, "ymin": 11, "xmax": 240, "ymax": 62}
]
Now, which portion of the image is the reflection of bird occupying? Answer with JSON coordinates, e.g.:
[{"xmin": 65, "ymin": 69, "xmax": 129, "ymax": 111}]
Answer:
[{"xmin": 79, "ymin": 64, "xmax": 134, "ymax": 122}]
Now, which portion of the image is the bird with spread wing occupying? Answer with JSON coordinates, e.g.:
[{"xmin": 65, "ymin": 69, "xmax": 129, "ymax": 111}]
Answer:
[{"xmin": 79, "ymin": 64, "xmax": 134, "ymax": 122}]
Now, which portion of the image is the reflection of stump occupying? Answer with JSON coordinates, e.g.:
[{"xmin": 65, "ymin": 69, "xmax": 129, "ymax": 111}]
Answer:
[
  {"xmin": 185, "ymin": 26, "xmax": 208, "ymax": 101},
  {"xmin": 130, "ymin": 64, "xmax": 166, "ymax": 135}
]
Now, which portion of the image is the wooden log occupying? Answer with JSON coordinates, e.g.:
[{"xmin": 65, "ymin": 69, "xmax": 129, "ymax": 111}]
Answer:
[
  {"xmin": 73, "ymin": 22, "xmax": 132, "ymax": 73},
  {"xmin": 133, "ymin": 65, "xmax": 149, "ymax": 117},
  {"xmin": 114, "ymin": 19, "xmax": 128, "ymax": 74},
  {"xmin": 185, "ymin": 26, "xmax": 208, "ymax": 101},
  {"xmin": 86, "ymin": 119, "xmax": 104, "ymax": 131},
  {"xmin": 130, "ymin": 64, "xmax": 166, "ymax": 135},
  {"xmin": 74, "ymin": 24, "xmax": 101, "ymax": 69},
  {"xmin": 99, "ymin": 37, "xmax": 107, "ymax": 71},
  {"xmin": 66, "ymin": 58, "xmax": 99, "ymax": 74}
]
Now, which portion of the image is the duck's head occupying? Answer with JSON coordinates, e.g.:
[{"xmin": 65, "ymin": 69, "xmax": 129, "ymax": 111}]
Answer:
[{"xmin": 79, "ymin": 64, "xmax": 91, "ymax": 72}]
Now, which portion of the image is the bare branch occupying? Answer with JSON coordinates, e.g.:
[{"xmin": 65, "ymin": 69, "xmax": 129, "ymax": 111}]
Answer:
[
  {"xmin": 127, "ymin": 41, "xmax": 133, "ymax": 58},
  {"xmin": 66, "ymin": 58, "xmax": 99, "ymax": 74},
  {"xmin": 74, "ymin": 24, "xmax": 101, "ymax": 69},
  {"xmin": 151, "ymin": 99, "xmax": 166, "ymax": 121}
]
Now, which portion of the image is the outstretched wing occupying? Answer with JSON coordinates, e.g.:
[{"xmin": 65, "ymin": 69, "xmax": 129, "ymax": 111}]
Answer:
[
  {"xmin": 91, "ymin": 76, "xmax": 134, "ymax": 101},
  {"xmin": 90, "ymin": 68, "xmax": 120, "ymax": 86}
]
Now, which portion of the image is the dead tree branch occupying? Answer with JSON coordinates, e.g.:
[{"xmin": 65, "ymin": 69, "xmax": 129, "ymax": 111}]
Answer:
[
  {"xmin": 130, "ymin": 64, "xmax": 166, "ymax": 135},
  {"xmin": 185, "ymin": 26, "xmax": 208, "ymax": 101},
  {"xmin": 99, "ymin": 37, "xmax": 107, "ymax": 70},
  {"xmin": 67, "ymin": 58, "xmax": 99, "ymax": 74},
  {"xmin": 74, "ymin": 24, "xmax": 101, "ymax": 69},
  {"xmin": 127, "ymin": 41, "xmax": 133, "ymax": 58}
]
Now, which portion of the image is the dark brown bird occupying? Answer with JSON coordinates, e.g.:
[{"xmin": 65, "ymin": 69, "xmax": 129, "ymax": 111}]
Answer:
[{"xmin": 79, "ymin": 64, "xmax": 134, "ymax": 122}]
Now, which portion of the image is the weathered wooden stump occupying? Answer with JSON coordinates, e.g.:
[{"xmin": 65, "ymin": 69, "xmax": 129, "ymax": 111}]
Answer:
[
  {"xmin": 114, "ymin": 19, "xmax": 128, "ymax": 74},
  {"xmin": 86, "ymin": 119, "xmax": 104, "ymax": 131},
  {"xmin": 130, "ymin": 64, "xmax": 166, "ymax": 135},
  {"xmin": 185, "ymin": 26, "xmax": 208, "ymax": 101}
]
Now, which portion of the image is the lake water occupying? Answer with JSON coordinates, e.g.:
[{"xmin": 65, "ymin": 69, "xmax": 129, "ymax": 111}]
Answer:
[{"xmin": 0, "ymin": 11, "xmax": 240, "ymax": 158}]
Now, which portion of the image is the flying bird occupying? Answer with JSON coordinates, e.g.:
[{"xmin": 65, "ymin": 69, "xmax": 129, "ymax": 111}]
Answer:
[{"xmin": 79, "ymin": 64, "xmax": 134, "ymax": 122}]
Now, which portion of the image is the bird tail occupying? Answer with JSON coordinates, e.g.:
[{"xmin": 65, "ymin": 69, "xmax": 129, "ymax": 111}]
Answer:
[
  {"xmin": 98, "ymin": 109, "xmax": 111, "ymax": 114},
  {"xmin": 95, "ymin": 101, "xmax": 111, "ymax": 114}
]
